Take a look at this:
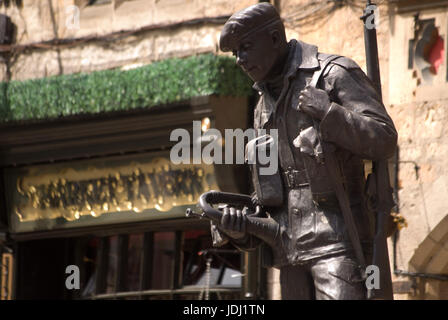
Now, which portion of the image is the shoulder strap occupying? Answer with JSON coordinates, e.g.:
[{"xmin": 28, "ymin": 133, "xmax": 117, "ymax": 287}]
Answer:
[
  {"xmin": 309, "ymin": 55, "xmax": 341, "ymax": 89},
  {"xmin": 309, "ymin": 54, "xmax": 368, "ymax": 281}
]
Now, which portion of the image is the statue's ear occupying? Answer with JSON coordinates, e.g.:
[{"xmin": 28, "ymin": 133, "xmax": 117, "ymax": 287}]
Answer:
[{"xmin": 269, "ymin": 29, "xmax": 281, "ymax": 48}]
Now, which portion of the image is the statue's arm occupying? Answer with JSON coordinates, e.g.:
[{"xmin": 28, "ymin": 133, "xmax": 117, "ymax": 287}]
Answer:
[{"xmin": 319, "ymin": 62, "xmax": 397, "ymax": 160}]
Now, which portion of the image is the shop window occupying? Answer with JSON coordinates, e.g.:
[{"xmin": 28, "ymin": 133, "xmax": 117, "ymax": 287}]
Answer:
[
  {"xmin": 105, "ymin": 235, "xmax": 118, "ymax": 293},
  {"xmin": 151, "ymin": 232, "xmax": 175, "ymax": 290},
  {"xmin": 80, "ymin": 229, "xmax": 243, "ymax": 300},
  {"xmin": 182, "ymin": 230, "xmax": 242, "ymax": 296},
  {"xmin": 126, "ymin": 234, "xmax": 144, "ymax": 292},
  {"xmin": 80, "ymin": 238, "xmax": 98, "ymax": 298},
  {"xmin": 409, "ymin": 18, "xmax": 445, "ymax": 84}
]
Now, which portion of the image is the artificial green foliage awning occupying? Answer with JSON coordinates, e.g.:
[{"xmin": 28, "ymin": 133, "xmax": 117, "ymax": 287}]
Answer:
[{"xmin": 0, "ymin": 54, "xmax": 253, "ymax": 122}]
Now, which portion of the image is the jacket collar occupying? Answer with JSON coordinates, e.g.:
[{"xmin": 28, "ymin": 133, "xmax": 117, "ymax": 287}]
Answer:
[{"xmin": 252, "ymin": 39, "xmax": 319, "ymax": 92}]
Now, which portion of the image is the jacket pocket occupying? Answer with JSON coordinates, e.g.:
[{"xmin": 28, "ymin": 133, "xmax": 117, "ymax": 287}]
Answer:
[{"xmin": 328, "ymin": 258, "xmax": 365, "ymax": 284}]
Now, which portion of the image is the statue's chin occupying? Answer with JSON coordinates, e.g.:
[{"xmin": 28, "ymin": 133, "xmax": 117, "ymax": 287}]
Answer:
[{"xmin": 244, "ymin": 68, "xmax": 264, "ymax": 82}]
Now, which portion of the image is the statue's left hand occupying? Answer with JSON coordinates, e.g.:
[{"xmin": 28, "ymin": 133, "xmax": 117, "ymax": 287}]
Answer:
[{"xmin": 298, "ymin": 85, "xmax": 331, "ymax": 120}]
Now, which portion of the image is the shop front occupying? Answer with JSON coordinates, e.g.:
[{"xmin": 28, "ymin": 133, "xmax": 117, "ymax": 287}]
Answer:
[{"xmin": 0, "ymin": 54, "xmax": 264, "ymax": 300}]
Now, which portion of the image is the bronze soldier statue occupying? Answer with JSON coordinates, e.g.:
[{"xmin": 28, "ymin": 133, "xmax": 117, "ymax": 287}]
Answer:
[{"xmin": 209, "ymin": 3, "xmax": 397, "ymax": 300}]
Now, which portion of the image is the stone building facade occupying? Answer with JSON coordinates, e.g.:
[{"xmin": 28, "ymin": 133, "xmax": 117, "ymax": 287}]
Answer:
[
  {"xmin": 0, "ymin": 0, "xmax": 257, "ymax": 81},
  {"xmin": 0, "ymin": 0, "xmax": 447, "ymax": 300}
]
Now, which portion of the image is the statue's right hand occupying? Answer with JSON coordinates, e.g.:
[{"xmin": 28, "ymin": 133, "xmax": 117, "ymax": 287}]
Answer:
[{"xmin": 219, "ymin": 205, "xmax": 248, "ymax": 240}]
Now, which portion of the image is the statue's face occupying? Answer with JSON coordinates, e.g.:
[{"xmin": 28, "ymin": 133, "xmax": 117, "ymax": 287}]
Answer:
[{"xmin": 232, "ymin": 31, "xmax": 279, "ymax": 82}]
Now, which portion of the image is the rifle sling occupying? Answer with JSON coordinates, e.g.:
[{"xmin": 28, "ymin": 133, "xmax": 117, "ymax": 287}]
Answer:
[{"xmin": 309, "ymin": 55, "xmax": 367, "ymax": 271}]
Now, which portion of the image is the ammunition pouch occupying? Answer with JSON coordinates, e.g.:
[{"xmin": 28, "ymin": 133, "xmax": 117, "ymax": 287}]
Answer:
[
  {"xmin": 246, "ymin": 134, "xmax": 284, "ymax": 207},
  {"xmin": 281, "ymin": 167, "xmax": 309, "ymax": 189}
]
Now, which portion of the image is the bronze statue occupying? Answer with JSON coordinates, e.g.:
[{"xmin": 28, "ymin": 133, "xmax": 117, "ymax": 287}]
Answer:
[{"xmin": 200, "ymin": 3, "xmax": 397, "ymax": 300}]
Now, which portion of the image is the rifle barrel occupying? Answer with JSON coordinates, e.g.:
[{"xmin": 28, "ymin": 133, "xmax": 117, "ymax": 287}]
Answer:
[{"xmin": 363, "ymin": 3, "xmax": 382, "ymax": 97}]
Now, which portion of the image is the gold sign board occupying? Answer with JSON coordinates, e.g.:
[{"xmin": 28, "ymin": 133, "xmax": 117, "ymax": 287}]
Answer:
[
  {"xmin": 7, "ymin": 155, "xmax": 219, "ymax": 233},
  {"xmin": 1, "ymin": 253, "xmax": 13, "ymax": 300}
]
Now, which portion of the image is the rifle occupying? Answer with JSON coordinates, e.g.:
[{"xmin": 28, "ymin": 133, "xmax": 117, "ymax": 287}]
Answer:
[
  {"xmin": 361, "ymin": 0, "xmax": 394, "ymax": 300},
  {"xmin": 186, "ymin": 190, "xmax": 281, "ymax": 248}
]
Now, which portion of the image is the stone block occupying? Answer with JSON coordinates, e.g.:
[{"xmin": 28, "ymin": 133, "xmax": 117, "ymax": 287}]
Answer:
[
  {"xmin": 409, "ymin": 236, "xmax": 439, "ymax": 270},
  {"xmin": 425, "ymin": 243, "xmax": 448, "ymax": 274},
  {"xmin": 421, "ymin": 177, "xmax": 448, "ymax": 229},
  {"xmin": 428, "ymin": 214, "xmax": 448, "ymax": 244}
]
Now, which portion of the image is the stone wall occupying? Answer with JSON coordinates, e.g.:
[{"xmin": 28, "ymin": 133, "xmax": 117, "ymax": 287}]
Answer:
[
  {"xmin": 1, "ymin": 0, "xmax": 258, "ymax": 44},
  {"xmin": 387, "ymin": 6, "xmax": 448, "ymax": 299},
  {"xmin": 0, "ymin": 0, "xmax": 258, "ymax": 81},
  {"xmin": 8, "ymin": 24, "xmax": 223, "ymax": 80}
]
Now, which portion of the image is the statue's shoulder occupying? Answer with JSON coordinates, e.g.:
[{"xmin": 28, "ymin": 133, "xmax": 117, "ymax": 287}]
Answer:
[{"xmin": 317, "ymin": 52, "xmax": 360, "ymax": 70}]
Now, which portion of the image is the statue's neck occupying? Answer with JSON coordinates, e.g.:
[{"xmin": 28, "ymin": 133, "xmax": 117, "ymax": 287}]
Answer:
[{"xmin": 266, "ymin": 43, "xmax": 290, "ymax": 80}]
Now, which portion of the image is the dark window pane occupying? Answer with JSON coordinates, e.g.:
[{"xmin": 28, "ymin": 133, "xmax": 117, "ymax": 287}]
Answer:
[
  {"xmin": 105, "ymin": 235, "xmax": 118, "ymax": 293},
  {"xmin": 181, "ymin": 229, "xmax": 242, "ymax": 290},
  {"xmin": 80, "ymin": 238, "xmax": 98, "ymax": 298},
  {"xmin": 126, "ymin": 233, "xmax": 144, "ymax": 292},
  {"xmin": 150, "ymin": 232, "xmax": 175, "ymax": 289}
]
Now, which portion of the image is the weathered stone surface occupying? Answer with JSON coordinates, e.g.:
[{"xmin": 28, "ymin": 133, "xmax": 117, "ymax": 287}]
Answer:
[
  {"xmin": 425, "ymin": 244, "xmax": 448, "ymax": 274},
  {"xmin": 4, "ymin": 0, "xmax": 257, "ymax": 81},
  {"xmin": 9, "ymin": 23, "xmax": 225, "ymax": 81},
  {"xmin": 1, "ymin": 0, "xmax": 258, "ymax": 44}
]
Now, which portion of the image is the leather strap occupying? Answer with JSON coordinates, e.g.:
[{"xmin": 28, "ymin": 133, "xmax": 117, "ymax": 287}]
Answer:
[
  {"xmin": 309, "ymin": 55, "xmax": 367, "ymax": 274},
  {"xmin": 309, "ymin": 55, "xmax": 341, "ymax": 88}
]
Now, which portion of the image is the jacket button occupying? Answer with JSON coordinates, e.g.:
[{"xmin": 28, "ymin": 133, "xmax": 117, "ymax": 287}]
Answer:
[{"xmin": 292, "ymin": 208, "xmax": 300, "ymax": 215}]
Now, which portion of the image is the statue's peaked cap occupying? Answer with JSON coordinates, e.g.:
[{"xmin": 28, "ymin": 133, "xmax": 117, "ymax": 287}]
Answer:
[{"xmin": 220, "ymin": 3, "xmax": 282, "ymax": 52}]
